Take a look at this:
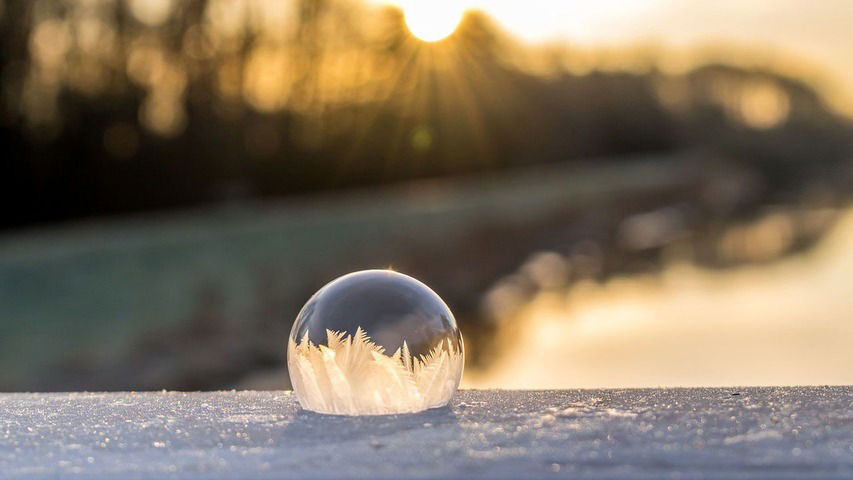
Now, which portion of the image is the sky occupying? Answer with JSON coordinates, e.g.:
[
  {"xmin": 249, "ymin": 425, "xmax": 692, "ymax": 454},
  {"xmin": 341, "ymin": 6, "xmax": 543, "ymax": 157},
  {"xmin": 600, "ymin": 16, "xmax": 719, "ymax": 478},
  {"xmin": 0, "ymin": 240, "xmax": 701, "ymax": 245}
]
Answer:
[{"xmin": 374, "ymin": 0, "xmax": 853, "ymax": 115}]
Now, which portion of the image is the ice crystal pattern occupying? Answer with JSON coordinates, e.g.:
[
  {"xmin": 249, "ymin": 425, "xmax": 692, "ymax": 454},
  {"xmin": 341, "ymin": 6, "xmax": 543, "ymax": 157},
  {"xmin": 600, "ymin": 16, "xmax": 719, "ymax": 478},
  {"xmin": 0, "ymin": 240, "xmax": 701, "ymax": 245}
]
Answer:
[{"xmin": 289, "ymin": 327, "xmax": 464, "ymax": 415}]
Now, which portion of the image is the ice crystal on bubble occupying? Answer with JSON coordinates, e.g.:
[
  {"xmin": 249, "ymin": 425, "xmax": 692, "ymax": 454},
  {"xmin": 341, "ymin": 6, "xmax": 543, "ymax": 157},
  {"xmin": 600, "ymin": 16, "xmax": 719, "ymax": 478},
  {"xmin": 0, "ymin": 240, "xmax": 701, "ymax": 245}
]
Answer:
[
  {"xmin": 289, "ymin": 329, "xmax": 463, "ymax": 415},
  {"xmin": 287, "ymin": 270, "xmax": 464, "ymax": 415}
]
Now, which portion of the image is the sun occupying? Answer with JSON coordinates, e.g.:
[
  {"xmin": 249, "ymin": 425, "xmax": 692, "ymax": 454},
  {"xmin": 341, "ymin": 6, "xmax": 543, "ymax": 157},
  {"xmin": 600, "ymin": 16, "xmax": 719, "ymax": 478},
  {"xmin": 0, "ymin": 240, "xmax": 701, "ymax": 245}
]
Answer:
[{"xmin": 402, "ymin": 1, "xmax": 466, "ymax": 42}]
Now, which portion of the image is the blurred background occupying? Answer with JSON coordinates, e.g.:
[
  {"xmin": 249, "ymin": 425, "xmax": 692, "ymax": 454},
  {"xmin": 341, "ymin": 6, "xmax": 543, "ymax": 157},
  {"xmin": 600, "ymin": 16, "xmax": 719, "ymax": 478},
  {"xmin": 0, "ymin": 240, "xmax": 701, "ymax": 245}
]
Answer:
[{"xmin": 1, "ymin": 0, "xmax": 852, "ymax": 392}]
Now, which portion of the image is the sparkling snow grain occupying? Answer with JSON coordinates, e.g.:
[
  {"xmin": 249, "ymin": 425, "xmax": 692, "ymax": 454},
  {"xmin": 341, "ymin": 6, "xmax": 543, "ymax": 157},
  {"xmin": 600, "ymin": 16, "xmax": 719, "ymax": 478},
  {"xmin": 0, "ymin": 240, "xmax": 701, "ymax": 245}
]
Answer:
[{"xmin": 0, "ymin": 388, "xmax": 850, "ymax": 479}]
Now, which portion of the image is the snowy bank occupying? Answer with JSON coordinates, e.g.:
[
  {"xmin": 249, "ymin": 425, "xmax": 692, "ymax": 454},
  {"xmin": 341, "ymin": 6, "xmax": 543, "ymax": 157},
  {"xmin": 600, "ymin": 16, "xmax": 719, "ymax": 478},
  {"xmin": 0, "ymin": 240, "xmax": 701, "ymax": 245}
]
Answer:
[{"xmin": 0, "ymin": 388, "xmax": 851, "ymax": 479}]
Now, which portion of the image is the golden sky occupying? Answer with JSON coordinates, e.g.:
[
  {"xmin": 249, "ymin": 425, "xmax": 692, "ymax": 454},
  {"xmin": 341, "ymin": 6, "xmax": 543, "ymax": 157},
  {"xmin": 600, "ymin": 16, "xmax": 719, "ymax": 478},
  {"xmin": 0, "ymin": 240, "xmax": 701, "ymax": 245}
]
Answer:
[{"xmin": 376, "ymin": 0, "xmax": 853, "ymax": 115}]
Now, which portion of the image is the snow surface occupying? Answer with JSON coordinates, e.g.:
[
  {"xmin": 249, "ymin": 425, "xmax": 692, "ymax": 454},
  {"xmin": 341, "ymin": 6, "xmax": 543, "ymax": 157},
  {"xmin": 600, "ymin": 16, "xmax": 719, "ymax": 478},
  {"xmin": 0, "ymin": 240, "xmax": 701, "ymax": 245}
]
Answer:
[{"xmin": 0, "ymin": 388, "xmax": 851, "ymax": 479}]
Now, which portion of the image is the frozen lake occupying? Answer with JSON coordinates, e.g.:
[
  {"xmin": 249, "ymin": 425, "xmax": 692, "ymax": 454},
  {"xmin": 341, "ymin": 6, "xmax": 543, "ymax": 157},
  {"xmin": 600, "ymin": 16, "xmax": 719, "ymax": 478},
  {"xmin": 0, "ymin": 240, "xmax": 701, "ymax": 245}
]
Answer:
[{"xmin": 0, "ymin": 388, "xmax": 851, "ymax": 479}]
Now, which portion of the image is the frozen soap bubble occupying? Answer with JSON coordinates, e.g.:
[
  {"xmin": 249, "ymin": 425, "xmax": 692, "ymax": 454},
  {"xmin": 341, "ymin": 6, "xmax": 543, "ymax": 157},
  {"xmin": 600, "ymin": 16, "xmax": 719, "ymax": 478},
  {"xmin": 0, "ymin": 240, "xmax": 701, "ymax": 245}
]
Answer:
[{"xmin": 288, "ymin": 270, "xmax": 464, "ymax": 415}]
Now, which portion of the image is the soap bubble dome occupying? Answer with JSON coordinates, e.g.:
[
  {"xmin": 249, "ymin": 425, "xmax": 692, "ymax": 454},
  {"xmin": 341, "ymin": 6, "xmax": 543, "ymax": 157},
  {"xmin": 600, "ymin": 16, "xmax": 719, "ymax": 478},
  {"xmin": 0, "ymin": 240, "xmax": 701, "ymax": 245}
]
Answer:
[{"xmin": 287, "ymin": 270, "xmax": 464, "ymax": 415}]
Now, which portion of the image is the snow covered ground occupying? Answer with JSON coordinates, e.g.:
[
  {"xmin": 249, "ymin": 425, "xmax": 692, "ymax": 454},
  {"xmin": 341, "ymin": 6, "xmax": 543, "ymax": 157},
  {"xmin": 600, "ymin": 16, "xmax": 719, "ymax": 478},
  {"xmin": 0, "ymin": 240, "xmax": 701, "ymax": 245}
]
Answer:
[{"xmin": 0, "ymin": 388, "xmax": 851, "ymax": 479}]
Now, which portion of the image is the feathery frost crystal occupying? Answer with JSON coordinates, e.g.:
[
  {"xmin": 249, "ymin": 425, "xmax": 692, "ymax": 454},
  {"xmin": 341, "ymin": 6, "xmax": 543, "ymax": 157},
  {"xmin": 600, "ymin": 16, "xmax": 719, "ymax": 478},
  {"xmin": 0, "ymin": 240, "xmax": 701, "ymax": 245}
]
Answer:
[{"xmin": 287, "ymin": 270, "xmax": 464, "ymax": 415}]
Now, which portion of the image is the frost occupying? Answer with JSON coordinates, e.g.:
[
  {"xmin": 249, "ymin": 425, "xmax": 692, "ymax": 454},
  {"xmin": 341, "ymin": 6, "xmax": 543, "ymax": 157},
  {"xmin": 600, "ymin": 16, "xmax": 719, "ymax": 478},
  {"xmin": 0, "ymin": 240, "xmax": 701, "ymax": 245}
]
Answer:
[
  {"xmin": 0, "ymin": 388, "xmax": 852, "ymax": 478},
  {"xmin": 288, "ymin": 328, "xmax": 464, "ymax": 415}
]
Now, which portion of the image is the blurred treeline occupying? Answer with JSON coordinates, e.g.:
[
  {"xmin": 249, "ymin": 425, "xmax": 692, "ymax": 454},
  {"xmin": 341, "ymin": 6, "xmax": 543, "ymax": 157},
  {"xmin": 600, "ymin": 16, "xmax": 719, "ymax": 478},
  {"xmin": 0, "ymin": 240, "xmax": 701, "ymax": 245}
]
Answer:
[{"xmin": 2, "ymin": 0, "xmax": 852, "ymax": 231}]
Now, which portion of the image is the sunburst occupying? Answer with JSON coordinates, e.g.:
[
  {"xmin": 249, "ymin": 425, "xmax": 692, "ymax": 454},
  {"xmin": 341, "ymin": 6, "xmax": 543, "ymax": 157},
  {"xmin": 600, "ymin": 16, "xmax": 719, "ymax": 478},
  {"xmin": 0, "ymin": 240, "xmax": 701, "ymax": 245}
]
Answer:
[{"xmin": 402, "ymin": 1, "xmax": 466, "ymax": 42}]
